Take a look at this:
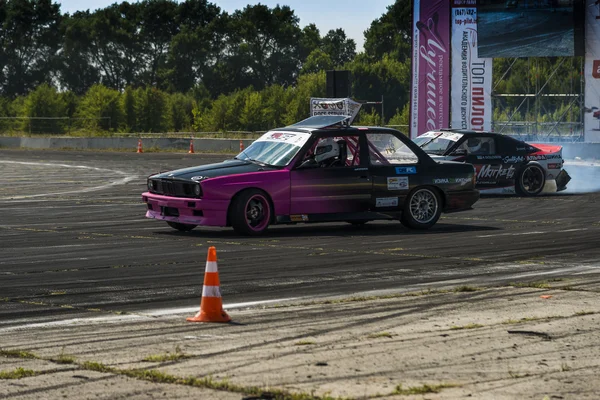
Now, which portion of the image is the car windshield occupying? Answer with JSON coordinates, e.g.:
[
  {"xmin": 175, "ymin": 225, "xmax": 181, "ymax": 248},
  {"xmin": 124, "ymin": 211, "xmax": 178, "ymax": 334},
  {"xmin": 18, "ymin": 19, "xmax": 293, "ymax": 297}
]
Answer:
[
  {"xmin": 414, "ymin": 132, "xmax": 464, "ymax": 155},
  {"xmin": 235, "ymin": 130, "xmax": 311, "ymax": 167}
]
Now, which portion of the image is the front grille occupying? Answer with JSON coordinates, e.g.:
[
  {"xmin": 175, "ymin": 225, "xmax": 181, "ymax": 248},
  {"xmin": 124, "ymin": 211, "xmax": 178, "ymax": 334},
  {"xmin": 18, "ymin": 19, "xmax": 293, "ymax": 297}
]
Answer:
[{"xmin": 149, "ymin": 179, "xmax": 199, "ymax": 198}]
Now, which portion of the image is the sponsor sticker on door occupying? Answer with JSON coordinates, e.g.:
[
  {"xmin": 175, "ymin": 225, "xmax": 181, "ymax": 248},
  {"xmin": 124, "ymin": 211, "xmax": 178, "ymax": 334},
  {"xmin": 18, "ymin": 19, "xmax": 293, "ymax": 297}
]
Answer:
[
  {"xmin": 387, "ymin": 176, "xmax": 409, "ymax": 190},
  {"xmin": 376, "ymin": 197, "xmax": 399, "ymax": 207}
]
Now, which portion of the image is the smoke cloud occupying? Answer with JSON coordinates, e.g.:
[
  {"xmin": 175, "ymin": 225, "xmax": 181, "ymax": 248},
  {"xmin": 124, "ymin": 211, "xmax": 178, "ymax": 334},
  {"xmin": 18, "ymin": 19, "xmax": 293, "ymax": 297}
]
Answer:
[{"xmin": 563, "ymin": 161, "xmax": 600, "ymax": 194}]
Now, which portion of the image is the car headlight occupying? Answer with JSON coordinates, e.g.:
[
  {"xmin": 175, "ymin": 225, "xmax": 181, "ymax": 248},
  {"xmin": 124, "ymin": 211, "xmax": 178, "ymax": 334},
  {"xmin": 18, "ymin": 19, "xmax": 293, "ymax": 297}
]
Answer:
[
  {"xmin": 147, "ymin": 179, "xmax": 154, "ymax": 191},
  {"xmin": 194, "ymin": 183, "xmax": 202, "ymax": 197}
]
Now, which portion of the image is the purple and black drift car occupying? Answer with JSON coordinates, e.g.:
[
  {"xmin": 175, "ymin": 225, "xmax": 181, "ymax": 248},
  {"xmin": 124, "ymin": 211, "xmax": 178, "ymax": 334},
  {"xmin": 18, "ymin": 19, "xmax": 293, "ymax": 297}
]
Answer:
[{"xmin": 142, "ymin": 116, "xmax": 480, "ymax": 235}]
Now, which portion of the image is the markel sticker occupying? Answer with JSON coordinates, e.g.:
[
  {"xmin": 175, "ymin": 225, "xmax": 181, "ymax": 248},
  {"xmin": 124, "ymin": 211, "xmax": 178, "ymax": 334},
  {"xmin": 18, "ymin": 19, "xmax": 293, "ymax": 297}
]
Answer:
[
  {"xmin": 387, "ymin": 176, "xmax": 409, "ymax": 190},
  {"xmin": 376, "ymin": 197, "xmax": 399, "ymax": 207}
]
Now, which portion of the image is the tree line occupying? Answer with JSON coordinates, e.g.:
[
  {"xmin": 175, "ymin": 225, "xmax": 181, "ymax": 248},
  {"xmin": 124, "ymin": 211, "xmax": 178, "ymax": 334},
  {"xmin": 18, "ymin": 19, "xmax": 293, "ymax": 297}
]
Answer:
[{"xmin": 0, "ymin": 0, "xmax": 583, "ymax": 135}]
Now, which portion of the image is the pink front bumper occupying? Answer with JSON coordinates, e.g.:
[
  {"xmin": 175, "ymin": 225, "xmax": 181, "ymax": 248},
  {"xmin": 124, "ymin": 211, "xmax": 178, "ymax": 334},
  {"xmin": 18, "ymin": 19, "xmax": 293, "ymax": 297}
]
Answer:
[{"xmin": 141, "ymin": 192, "xmax": 229, "ymax": 227}]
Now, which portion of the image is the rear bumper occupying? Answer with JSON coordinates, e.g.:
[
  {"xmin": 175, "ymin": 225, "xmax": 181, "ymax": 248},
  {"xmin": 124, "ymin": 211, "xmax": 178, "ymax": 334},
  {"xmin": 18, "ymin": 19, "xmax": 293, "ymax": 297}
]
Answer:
[
  {"xmin": 141, "ymin": 192, "xmax": 228, "ymax": 227},
  {"xmin": 555, "ymin": 169, "xmax": 571, "ymax": 191},
  {"xmin": 443, "ymin": 189, "xmax": 480, "ymax": 213}
]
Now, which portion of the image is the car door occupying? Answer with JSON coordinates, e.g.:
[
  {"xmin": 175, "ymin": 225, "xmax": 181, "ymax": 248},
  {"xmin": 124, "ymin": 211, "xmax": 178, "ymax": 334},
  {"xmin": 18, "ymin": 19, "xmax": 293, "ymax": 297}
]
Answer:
[
  {"xmin": 366, "ymin": 131, "xmax": 421, "ymax": 211},
  {"xmin": 289, "ymin": 133, "xmax": 372, "ymax": 216},
  {"xmin": 455, "ymin": 135, "xmax": 505, "ymax": 188}
]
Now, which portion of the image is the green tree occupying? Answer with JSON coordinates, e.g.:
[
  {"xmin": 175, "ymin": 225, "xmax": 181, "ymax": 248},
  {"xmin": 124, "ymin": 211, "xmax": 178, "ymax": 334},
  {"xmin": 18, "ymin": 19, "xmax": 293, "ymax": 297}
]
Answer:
[
  {"xmin": 283, "ymin": 71, "xmax": 326, "ymax": 125},
  {"xmin": 164, "ymin": 0, "xmax": 223, "ymax": 93},
  {"xmin": 136, "ymin": 86, "xmax": 170, "ymax": 132},
  {"xmin": 299, "ymin": 23, "xmax": 321, "ymax": 61},
  {"xmin": 21, "ymin": 83, "xmax": 66, "ymax": 133},
  {"xmin": 122, "ymin": 86, "xmax": 137, "ymax": 132},
  {"xmin": 0, "ymin": 0, "xmax": 62, "ymax": 97},
  {"xmin": 350, "ymin": 54, "xmax": 410, "ymax": 123},
  {"xmin": 261, "ymin": 84, "xmax": 288, "ymax": 129},
  {"xmin": 300, "ymin": 49, "xmax": 333, "ymax": 75},
  {"xmin": 363, "ymin": 0, "xmax": 412, "ymax": 62},
  {"xmin": 58, "ymin": 11, "xmax": 100, "ymax": 94},
  {"xmin": 169, "ymin": 92, "xmax": 194, "ymax": 132},
  {"xmin": 196, "ymin": 94, "xmax": 232, "ymax": 132},
  {"xmin": 321, "ymin": 28, "xmax": 356, "ymax": 67},
  {"xmin": 239, "ymin": 90, "xmax": 264, "ymax": 131},
  {"xmin": 75, "ymin": 84, "xmax": 122, "ymax": 131},
  {"xmin": 224, "ymin": 4, "xmax": 302, "ymax": 89}
]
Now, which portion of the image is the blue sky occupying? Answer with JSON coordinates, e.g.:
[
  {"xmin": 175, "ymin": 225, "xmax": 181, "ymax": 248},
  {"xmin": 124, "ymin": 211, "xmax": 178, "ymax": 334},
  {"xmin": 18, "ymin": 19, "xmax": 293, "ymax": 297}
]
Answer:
[{"xmin": 56, "ymin": 0, "xmax": 395, "ymax": 52}]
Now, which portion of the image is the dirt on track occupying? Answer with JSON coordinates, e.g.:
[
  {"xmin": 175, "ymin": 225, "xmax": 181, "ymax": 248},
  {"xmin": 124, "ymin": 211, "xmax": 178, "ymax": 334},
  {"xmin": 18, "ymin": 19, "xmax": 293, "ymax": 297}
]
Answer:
[{"xmin": 1, "ymin": 278, "xmax": 599, "ymax": 400}]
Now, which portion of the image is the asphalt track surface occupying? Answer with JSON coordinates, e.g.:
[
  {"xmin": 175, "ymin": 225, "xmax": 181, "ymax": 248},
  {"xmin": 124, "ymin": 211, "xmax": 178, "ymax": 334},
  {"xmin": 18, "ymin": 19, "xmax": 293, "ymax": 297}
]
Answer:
[{"xmin": 1, "ymin": 149, "xmax": 599, "ymax": 330}]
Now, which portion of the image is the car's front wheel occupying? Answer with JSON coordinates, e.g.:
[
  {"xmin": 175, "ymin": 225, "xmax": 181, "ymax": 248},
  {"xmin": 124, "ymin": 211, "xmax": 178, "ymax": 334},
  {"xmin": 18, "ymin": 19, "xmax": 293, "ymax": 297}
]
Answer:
[
  {"xmin": 230, "ymin": 189, "xmax": 272, "ymax": 236},
  {"xmin": 400, "ymin": 187, "xmax": 441, "ymax": 230},
  {"xmin": 167, "ymin": 221, "xmax": 197, "ymax": 232},
  {"xmin": 516, "ymin": 163, "xmax": 545, "ymax": 196}
]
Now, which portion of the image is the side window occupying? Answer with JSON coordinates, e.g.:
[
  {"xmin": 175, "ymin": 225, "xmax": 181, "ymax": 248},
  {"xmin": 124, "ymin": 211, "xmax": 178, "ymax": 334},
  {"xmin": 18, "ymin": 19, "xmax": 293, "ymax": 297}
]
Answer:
[
  {"xmin": 367, "ymin": 133, "xmax": 419, "ymax": 165},
  {"xmin": 304, "ymin": 135, "xmax": 360, "ymax": 168},
  {"xmin": 459, "ymin": 136, "xmax": 495, "ymax": 156}
]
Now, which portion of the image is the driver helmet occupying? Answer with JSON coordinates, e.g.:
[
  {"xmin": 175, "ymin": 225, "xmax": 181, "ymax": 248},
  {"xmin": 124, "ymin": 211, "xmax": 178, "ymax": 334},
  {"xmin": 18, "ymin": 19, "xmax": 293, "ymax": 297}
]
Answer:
[
  {"xmin": 315, "ymin": 138, "xmax": 340, "ymax": 163},
  {"xmin": 466, "ymin": 137, "xmax": 482, "ymax": 153}
]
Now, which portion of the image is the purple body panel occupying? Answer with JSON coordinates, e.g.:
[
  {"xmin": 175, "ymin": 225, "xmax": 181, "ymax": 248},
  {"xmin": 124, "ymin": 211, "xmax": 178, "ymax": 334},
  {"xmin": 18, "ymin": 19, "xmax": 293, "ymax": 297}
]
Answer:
[
  {"xmin": 143, "ymin": 169, "xmax": 291, "ymax": 227},
  {"xmin": 289, "ymin": 169, "xmax": 371, "ymax": 214}
]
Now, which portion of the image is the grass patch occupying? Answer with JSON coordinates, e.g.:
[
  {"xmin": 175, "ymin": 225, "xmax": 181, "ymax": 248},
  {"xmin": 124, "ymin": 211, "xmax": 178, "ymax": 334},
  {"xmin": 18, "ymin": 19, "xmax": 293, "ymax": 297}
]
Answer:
[
  {"xmin": 393, "ymin": 383, "xmax": 459, "ymax": 395},
  {"xmin": 81, "ymin": 361, "xmax": 114, "ymax": 374},
  {"xmin": 0, "ymin": 349, "xmax": 38, "ymax": 359},
  {"xmin": 510, "ymin": 281, "xmax": 552, "ymax": 289},
  {"xmin": 502, "ymin": 317, "xmax": 541, "ymax": 325},
  {"xmin": 508, "ymin": 370, "xmax": 530, "ymax": 379},
  {"xmin": 367, "ymin": 332, "xmax": 394, "ymax": 339},
  {"xmin": 294, "ymin": 340, "xmax": 316, "ymax": 346},
  {"xmin": 143, "ymin": 346, "xmax": 188, "ymax": 362},
  {"xmin": 0, "ymin": 367, "xmax": 38, "ymax": 379},
  {"xmin": 51, "ymin": 348, "xmax": 75, "ymax": 364},
  {"xmin": 450, "ymin": 323, "xmax": 483, "ymax": 330}
]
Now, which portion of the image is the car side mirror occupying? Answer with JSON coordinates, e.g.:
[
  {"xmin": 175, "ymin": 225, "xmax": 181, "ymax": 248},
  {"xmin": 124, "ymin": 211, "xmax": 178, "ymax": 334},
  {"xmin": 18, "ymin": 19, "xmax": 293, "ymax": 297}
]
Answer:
[
  {"xmin": 297, "ymin": 159, "xmax": 319, "ymax": 169},
  {"xmin": 450, "ymin": 149, "xmax": 467, "ymax": 156}
]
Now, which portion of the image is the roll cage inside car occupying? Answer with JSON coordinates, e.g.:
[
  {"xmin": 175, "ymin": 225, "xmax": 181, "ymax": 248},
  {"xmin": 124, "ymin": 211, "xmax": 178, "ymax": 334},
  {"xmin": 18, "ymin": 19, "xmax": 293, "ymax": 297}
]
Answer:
[{"xmin": 288, "ymin": 127, "xmax": 438, "ymax": 169}]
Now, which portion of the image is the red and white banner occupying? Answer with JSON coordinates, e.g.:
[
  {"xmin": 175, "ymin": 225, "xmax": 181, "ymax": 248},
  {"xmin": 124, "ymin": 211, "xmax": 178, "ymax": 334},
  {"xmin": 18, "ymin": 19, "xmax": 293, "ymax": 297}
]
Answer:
[
  {"xmin": 585, "ymin": 0, "xmax": 600, "ymax": 142},
  {"xmin": 410, "ymin": 0, "xmax": 451, "ymax": 139},
  {"xmin": 450, "ymin": 5, "xmax": 492, "ymax": 132}
]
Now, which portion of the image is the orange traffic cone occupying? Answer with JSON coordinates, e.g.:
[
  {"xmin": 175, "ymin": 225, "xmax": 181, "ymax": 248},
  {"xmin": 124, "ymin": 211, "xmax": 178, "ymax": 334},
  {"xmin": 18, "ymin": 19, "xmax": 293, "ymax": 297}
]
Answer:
[
  {"xmin": 187, "ymin": 247, "xmax": 231, "ymax": 323},
  {"xmin": 137, "ymin": 138, "xmax": 143, "ymax": 153},
  {"xmin": 188, "ymin": 139, "xmax": 195, "ymax": 154},
  {"xmin": 239, "ymin": 140, "xmax": 244, "ymax": 152}
]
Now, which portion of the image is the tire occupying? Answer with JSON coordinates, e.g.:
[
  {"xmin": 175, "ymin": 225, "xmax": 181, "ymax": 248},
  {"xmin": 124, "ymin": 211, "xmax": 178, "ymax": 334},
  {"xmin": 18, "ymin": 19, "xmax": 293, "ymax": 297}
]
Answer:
[
  {"xmin": 230, "ymin": 189, "xmax": 272, "ymax": 236},
  {"xmin": 400, "ymin": 187, "xmax": 441, "ymax": 230},
  {"xmin": 515, "ymin": 163, "xmax": 545, "ymax": 196},
  {"xmin": 166, "ymin": 221, "xmax": 197, "ymax": 232}
]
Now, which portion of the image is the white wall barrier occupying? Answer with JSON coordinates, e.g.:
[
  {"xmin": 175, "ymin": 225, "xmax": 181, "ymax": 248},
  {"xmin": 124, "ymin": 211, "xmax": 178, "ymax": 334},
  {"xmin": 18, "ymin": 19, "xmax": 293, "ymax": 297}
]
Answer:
[{"xmin": 0, "ymin": 137, "xmax": 255, "ymax": 153}]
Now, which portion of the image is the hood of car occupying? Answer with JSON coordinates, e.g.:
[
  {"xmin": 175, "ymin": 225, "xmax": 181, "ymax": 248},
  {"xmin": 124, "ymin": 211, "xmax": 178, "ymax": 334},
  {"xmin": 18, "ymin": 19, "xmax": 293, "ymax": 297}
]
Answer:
[{"xmin": 150, "ymin": 159, "xmax": 279, "ymax": 181}]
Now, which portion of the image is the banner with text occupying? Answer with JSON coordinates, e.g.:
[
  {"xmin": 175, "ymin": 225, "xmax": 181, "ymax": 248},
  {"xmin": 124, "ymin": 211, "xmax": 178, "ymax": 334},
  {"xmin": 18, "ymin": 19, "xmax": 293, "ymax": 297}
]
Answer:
[
  {"xmin": 585, "ymin": 0, "xmax": 600, "ymax": 142},
  {"xmin": 410, "ymin": 0, "xmax": 451, "ymax": 139},
  {"xmin": 450, "ymin": 6, "xmax": 492, "ymax": 132}
]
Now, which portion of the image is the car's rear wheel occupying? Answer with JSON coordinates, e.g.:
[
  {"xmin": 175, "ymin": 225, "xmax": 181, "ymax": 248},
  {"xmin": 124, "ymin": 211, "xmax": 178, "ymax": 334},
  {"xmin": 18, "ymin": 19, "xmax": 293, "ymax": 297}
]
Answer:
[
  {"xmin": 230, "ymin": 189, "xmax": 272, "ymax": 236},
  {"xmin": 166, "ymin": 221, "xmax": 197, "ymax": 232},
  {"xmin": 516, "ymin": 163, "xmax": 545, "ymax": 196},
  {"xmin": 400, "ymin": 187, "xmax": 441, "ymax": 230}
]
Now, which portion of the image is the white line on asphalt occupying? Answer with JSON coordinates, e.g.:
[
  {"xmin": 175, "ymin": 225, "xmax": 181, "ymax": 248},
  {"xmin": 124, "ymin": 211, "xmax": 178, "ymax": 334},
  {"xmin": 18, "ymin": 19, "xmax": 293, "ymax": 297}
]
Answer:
[
  {"xmin": 0, "ymin": 160, "xmax": 138, "ymax": 199},
  {"xmin": 477, "ymin": 231, "xmax": 545, "ymax": 238},
  {"xmin": 477, "ymin": 227, "xmax": 591, "ymax": 238},
  {"xmin": 0, "ymin": 297, "xmax": 303, "ymax": 332},
  {"xmin": 146, "ymin": 298, "xmax": 303, "ymax": 316}
]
